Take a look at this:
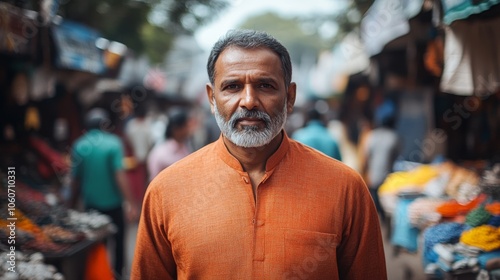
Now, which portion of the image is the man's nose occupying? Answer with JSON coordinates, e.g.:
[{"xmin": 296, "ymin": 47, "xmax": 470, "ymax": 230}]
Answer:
[{"xmin": 239, "ymin": 85, "xmax": 259, "ymax": 110}]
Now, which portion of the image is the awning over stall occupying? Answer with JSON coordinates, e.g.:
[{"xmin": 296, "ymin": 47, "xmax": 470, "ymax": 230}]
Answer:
[
  {"xmin": 442, "ymin": 0, "xmax": 500, "ymax": 24},
  {"xmin": 361, "ymin": 0, "xmax": 424, "ymax": 56},
  {"xmin": 440, "ymin": 16, "xmax": 500, "ymax": 96}
]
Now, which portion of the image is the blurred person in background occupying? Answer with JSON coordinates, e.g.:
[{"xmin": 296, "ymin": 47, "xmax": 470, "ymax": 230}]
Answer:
[
  {"xmin": 190, "ymin": 107, "xmax": 221, "ymax": 150},
  {"xmin": 68, "ymin": 107, "xmax": 139, "ymax": 279},
  {"xmin": 361, "ymin": 100, "xmax": 400, "ymax": 222},
  {"xmin": 124, "ymin": 103, "xmax": 154, "ymax": 205},
  {"xmin": 292, "ymin": 107, "xmax": 342, "ymax": 161},
  {"xmin": 147, "ymin": 107, "xmax": 194, "ymax": 181},
  {"xmin": 132, "ymin": 29, "xmax": 386, "ymax": 279}
]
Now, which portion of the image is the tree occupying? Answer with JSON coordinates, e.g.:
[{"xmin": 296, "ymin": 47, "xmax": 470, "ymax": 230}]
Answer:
[
  {"xmin": 141, "ymin": 23, "xmax": 175, "ymax": 64},
  {"xmin": 154, "ymin": 0, "xmax": 228, "ymax": 33},
  {"xmin": 236, "ymin": 1, "xmax": 375, "ymax": 63},
  {"xmin": 238, "ymin": 12, "xmax": 331, "ymax": 65},
  {"xmin": 57, "ymin": 0, "xmax": 228, "ymax": 63},
  {"xmin": 297, "ymin": 0, "xmax": 374, "ymax": 43}
]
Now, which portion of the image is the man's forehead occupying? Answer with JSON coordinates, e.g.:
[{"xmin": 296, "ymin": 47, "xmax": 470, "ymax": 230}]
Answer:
[
  {"xmin": 217, "ymin": 46, "xmax": 279, "ymax": 61},
  {"xmin": 214, "ymin": 47, "xmax": 282, "ymax": 77}
]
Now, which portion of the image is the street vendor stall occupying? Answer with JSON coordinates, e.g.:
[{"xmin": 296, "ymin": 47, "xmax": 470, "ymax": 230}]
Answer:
[
  {"xmin": 379, "ymin": 161, "xmax": 500, "ymax": 279},
  {"xmin": 0, "ymin": 173, "xmax": 116, "ymax": 280}
]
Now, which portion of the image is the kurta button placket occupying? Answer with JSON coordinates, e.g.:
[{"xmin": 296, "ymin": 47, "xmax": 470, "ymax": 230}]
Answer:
[{"xmin": 253, "ymin": 188, "xmax": 265, "ymax": 262}]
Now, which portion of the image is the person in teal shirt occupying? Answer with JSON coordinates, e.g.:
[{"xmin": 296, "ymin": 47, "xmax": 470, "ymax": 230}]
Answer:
[
  {"xmin": 68, "ymin": 107, "xmax": 138, "ymax": 278},
  {"xmin": 292, "ymin": 108, "xmax": 342, "ymax": 161}
]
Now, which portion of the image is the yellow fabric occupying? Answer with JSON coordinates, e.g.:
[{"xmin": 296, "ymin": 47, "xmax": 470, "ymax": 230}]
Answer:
[
  {"xmin": 379, "ymin": 165, "xmax": 439, "ymax": 195},
  {"xmin": 460, "ymin": 225, "xmax": 500, "ymax": 252},
  {"xmin": 132, "ymin": 132, "xmax": 387, "ymax": 279}
]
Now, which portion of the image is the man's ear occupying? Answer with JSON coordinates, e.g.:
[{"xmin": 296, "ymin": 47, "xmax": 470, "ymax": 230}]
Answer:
[
  {"xmin": 206, "ymin": 83, "xmax": 215, "ymax": 114},
  {"xmin": 286, "ymin": 82, "xmax": 297, "ymax": 113}
]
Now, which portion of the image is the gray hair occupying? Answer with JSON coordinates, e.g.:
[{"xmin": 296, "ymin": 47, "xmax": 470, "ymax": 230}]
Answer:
[{"xmin": 206, "ymin": 29, "xmax": 292, "ymax": 87}]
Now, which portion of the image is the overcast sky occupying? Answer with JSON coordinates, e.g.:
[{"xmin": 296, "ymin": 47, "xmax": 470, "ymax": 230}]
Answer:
[{"xmin": 194, "ymin": 0, "xmax": 346, "ymax": 51}]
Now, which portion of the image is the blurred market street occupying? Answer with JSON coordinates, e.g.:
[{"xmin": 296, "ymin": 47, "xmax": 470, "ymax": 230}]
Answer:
[{"xmin": 1, "ymin": 0, "xmax": 500, "ymax": 279}]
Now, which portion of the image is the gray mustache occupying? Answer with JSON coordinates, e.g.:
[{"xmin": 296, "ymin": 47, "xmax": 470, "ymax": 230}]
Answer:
[{"xmin": 230, "ymin": 109, "xmax": 271, "ymax": 127}]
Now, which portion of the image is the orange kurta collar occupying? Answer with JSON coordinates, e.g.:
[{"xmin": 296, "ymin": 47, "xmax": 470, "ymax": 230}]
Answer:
[{"xmin": 215, "ymin": 130, "xmax": 290, "ymax": 172}]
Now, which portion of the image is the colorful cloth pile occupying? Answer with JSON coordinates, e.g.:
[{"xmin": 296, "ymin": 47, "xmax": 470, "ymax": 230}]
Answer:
[
  {"xmin": 423, "ymin": 203, "xmax": 500, "ymax": 276},
  {"xmin": 407, "ymin": 197, "xmax": 446, "ymax": 229}
]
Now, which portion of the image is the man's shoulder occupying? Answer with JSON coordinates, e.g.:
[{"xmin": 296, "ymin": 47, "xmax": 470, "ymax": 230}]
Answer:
[
  {"xmin": 288, "ymin": 140, "xmax": 366, "ymax": 190},
  {"xmin": 147, "ymin": 142, "xmax": 218, "ymax": 197},
  {"xmin": 153, "ymin": 142, "xmax": 216, "ymax": 176},
  {"xmin": 289, "ymin": 140, "xmax": 346, "ymax": 167},
  {"xmin": 184, "ymin": 147, "xmax": 213, "ymax": 168}
]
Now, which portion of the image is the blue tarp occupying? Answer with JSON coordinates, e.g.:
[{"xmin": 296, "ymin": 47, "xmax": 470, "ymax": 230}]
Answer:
[{"xmin": 391, "ymin": 197, "xmax": 420, "ymax": 252}]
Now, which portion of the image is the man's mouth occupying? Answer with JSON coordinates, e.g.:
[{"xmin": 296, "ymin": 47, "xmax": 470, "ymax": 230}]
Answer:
[{"xmin": 237, "ymin": 117, "xmax": 263, "ymax": 126}]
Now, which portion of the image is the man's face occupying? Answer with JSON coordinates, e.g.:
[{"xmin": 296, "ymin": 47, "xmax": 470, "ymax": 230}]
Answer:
[{"xmin": 206, "ymin": 47, "xmax": 296, "ymax": 147}]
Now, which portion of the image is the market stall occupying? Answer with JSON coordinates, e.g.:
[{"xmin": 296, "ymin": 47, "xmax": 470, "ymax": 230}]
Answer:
[
  {"xmin": 0, "ymin": 172, "xmax": 116, "ymax": 280},
  {"xmin": 379, "ymin": 162, "xmax": 500, "ymax": 279}
]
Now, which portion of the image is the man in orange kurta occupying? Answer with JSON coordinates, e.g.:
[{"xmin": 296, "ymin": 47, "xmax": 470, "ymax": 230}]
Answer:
[{"xmin": 132, "ymin": 29, "xmax": 387, "ymax": 279}]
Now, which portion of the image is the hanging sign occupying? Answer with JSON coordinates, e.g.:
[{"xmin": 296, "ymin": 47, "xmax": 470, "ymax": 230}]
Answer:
[{"xmin": 52, "ymin": 20, "xmax": 105, "ymax": 74}]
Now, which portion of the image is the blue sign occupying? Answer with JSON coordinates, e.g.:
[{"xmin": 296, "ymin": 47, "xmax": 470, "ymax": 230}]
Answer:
[{"xmin": 52, "ymin": 20, "xmax": 105, "ymax": 74}]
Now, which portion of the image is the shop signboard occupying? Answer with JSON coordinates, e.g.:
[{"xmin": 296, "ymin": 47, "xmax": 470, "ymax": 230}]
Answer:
[{"xmin": 52, "ymin": 20, "xmax": 105, "ymax": 74}]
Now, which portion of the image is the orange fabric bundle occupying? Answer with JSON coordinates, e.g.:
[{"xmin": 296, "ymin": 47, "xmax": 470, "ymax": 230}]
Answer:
[
  {"xmin": 85, "ymin": 243, "xmax": 114, "ymax": 280},
  {"xmin": 436, "ymin": 195, "xmax": 486, "ymax": 218},
  {"xmin": 486, "ymin": 202, "xmax": 500, "ymax": 215}
]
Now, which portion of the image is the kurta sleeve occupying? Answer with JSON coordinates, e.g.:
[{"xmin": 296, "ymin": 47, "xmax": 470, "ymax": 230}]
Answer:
[
  {"xmin": 131, "ymin": 180, "xmax": 177, "ymax": 279},
  {"xmin": 337, "ymin": 172, "xmax": 388, "ymax": 279}
]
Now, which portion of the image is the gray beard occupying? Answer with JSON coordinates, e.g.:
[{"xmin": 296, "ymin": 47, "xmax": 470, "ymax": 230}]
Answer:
[{"xmin": 213, "ymin": 101, "xmax": 287, "ymax": 148}]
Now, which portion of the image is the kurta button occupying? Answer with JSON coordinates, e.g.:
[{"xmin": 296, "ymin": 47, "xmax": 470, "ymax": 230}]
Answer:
[
  {"xmin": 256, "ymin": 220, "xmax": 265, "ymax": 226},
  {"xmin": 243, "ymin": 177, "xmax": 249, "ymax": 183}
]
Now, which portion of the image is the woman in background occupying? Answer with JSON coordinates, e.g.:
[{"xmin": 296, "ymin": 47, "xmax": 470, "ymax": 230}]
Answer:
[{"xmin": 147, "ymin": 108, "xmax": 193, "ymax": 181}]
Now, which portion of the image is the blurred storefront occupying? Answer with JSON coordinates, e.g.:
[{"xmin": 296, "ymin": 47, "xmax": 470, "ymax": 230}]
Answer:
[
  {"xmin": 336, "ymin": 0, "xmax": 499, "ymax": 164},
  {"xmin": 357, "ymin": 0, "xmax": 500, "ymax": 279},
  {"xmin": 0, "ymin": 2, "xmax": 130, "ymax": 279}
]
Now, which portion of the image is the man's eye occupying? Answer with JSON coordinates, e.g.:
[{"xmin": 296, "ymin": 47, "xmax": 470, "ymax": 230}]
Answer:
[
  {"xmin": 259, "ymin": 83, "xmax": 273, "ymax": 89},
  {"xmin": 224, "ymin": 84, "xmax": 240, "ymax": 90}
]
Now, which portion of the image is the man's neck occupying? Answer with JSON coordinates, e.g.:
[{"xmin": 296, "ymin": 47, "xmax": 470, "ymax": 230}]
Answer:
[
  {"xmin": 222, "ymin": 131, "xmax": 283, "ymax": 174},
  {"xmin": 223, "ymin": 131, "xmax": 283, "ymax": 200}
]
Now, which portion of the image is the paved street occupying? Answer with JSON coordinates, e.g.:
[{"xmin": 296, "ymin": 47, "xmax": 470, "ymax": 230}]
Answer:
[{"xmin": 381, "ymin": 220, "xmax": 427, "ymax": 280}]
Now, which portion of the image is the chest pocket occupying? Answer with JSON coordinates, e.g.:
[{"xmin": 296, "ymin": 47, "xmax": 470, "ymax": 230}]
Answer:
[{"xmin": 283, "ymin": 229, "xmax": 339, "ymax": 280}]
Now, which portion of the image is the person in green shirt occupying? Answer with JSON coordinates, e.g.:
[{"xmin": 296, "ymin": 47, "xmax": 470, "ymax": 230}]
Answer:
[
  {"xmin": 292, "ymin": 108, "xmax": 342, "ymax": 161},
  {"xmin": 69, "ymin": 107, "xmax": 138, "ymax": 278}
]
